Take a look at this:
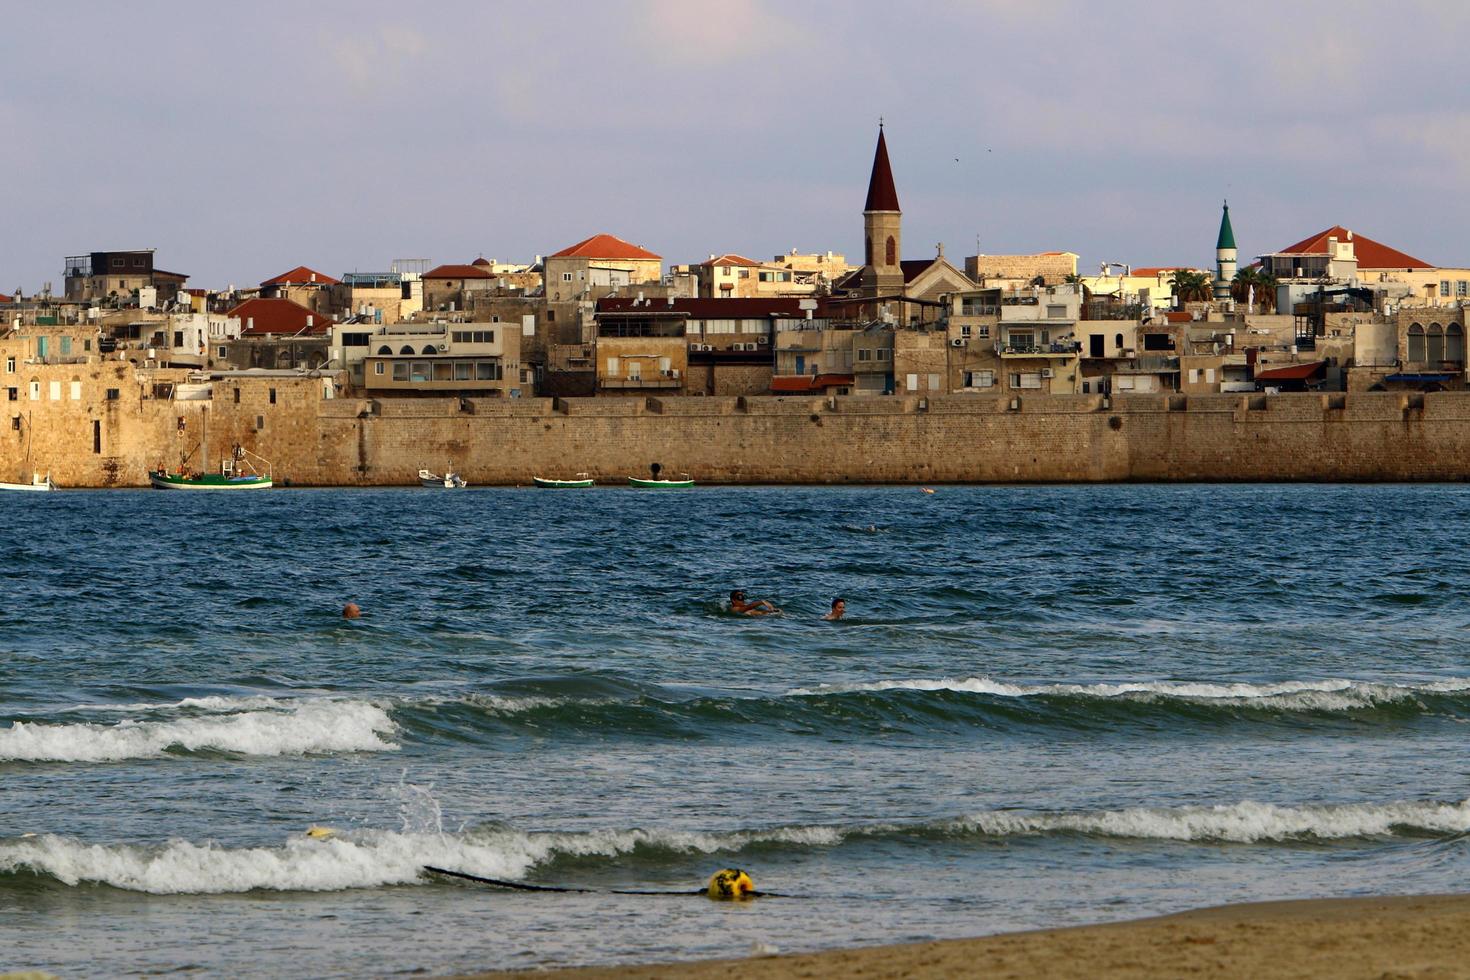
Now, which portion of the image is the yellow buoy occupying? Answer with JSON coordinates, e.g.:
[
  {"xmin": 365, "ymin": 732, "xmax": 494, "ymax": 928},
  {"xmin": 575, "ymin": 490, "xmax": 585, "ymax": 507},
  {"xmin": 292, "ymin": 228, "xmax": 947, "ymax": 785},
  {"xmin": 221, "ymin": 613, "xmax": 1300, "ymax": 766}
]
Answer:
[
  {"xmin": 706, "ymin": 868, "xmax": 755, "ymax": 900},
  {"xmin": 305, "ymin": 825, "xmax": 338, "ymax": 839}
]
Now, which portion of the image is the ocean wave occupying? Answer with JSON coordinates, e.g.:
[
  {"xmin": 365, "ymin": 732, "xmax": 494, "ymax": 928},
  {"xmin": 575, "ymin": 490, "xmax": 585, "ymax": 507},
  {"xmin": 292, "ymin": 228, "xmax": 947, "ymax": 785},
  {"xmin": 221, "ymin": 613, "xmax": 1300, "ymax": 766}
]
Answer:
[
  {"xmin": 4, "ymin": 797, "xmax": 1465, "ymax": 894},
  {"xmin": 0, "ymin": 700, "xmax": 398, "ymax": 762},
  {"xmin": 786, "ymin": 676, "xmax": 1470, "ymax": 713}
]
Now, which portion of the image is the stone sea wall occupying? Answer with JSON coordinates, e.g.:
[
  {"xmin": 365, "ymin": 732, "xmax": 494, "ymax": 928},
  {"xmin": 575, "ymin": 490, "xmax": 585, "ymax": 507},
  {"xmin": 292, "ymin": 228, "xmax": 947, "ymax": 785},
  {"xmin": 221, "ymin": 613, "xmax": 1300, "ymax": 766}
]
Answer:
[{"xmin": 3, "ymin": 366, "xmax": 1468, "ymax": 487}]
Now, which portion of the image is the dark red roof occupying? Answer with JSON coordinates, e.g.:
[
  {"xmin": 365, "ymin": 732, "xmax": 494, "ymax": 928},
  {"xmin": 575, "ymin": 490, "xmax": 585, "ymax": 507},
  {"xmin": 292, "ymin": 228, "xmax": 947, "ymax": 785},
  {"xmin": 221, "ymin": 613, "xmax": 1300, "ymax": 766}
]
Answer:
[
  {"xmin": 901, "ymin": 259, "xmax": 933, "ymax": 283},
  {"xmin": 228, "ymin": 297, "xmax": 330, "ymax": 335},
  {"xmin": 864, "ymin": 127, "xmax": 900, "ymax": 212},
  {"xmin": 1273, "ymin": 226, "xmax": 1431, "ymax": 269},
  {"xmin": 1255, "ymin": 360, "xmax": 1327, "ymax": 381},
  {"xmin": 551, "ymin": 234, "xmax": 661, "ymax": 261},
  {"xmin": 0, "ymin": 293, "xmax": 12, "ymax": 304},
  {"xmin": 772, "ymin": 373, "xmax": 854, "ymax": 393},
  {"xmin": 1164, "ymin": 311, "xmax": 1194, "ymax": 323},
  {"xmin": 261, "ymin": 265, "xmax": 339, "ymax": 287},
  {"xmin": 699, "ymin": 253, "xmax": 762, "ymax": 267},
  {"xmin": 471, "ymin": 257, "xmax": 492, "ymax": 267},
  {"xmin": 423, "ymin": 264, "xmax": 492, "ymax": 279},
  {"xmin": 597, "ymin": 296, "xmax": 811, "ymax": 317}
]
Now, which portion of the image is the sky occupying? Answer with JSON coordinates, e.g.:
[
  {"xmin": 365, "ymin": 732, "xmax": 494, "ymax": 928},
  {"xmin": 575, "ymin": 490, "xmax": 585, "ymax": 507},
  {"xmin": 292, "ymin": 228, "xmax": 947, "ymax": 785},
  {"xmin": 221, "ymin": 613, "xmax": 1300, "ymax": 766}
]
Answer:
[{"xmin": 2, "ymin": 0, "xmax": 1468, "ymax": 292}]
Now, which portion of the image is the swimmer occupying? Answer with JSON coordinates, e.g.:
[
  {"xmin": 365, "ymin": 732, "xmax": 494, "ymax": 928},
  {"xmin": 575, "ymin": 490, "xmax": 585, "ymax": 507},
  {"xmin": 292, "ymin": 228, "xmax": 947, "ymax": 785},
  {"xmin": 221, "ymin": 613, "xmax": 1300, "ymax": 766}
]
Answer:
[
  {"xmin": 342, "ymin": 602, "xmax": 362, "ymax": 620},
  {"xmin": 729, "ymin": 589, "xmax": 779, "ymax": 616},
  {"xmin": 822, "ymin": 597, "xmax": 846, "ymax": 621}
]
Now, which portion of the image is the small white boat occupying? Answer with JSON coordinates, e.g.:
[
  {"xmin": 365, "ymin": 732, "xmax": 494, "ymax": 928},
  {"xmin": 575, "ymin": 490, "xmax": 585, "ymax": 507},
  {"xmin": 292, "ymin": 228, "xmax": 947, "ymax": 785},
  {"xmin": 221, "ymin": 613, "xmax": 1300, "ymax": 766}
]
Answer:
[
  {"xmin": 0, "ymin": 472, "xmax": 55, "ymax": 492},
  {"xmin": 419, "ymin": 468, "xmax": 467, "ymax": 489}
]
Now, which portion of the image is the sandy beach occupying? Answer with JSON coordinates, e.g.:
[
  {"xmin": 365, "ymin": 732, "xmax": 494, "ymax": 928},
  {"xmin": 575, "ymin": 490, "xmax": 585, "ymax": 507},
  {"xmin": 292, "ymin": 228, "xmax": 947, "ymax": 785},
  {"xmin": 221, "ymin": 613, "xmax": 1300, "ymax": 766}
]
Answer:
[{"xmin": 476, "ymin": 893, "xmax": 1470, "ymax": 979}]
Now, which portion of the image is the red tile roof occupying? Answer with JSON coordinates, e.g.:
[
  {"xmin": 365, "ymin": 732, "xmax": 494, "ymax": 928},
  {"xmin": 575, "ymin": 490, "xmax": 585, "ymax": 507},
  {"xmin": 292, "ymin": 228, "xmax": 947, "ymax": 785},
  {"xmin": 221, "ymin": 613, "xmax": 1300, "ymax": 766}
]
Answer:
[
  {"xmin": 551, "ymin": 234, "xmax": 661, "ymax": 261},
  {"xmin": 261, "ymin": 265, "xmax": 339, "ymax": 287},
  {"xmin": 771, "ymin": 373, "xmax": 854, "ymax": 393},
  {"xmin": 700, "ymin": 254, "xmax": 763, "ymax": 268},
  {"xmin": 0, "ymin": 293, "xmax": 12, "ymax": 304},
  {"xmin": 1164, "ymin": 311, "xmax": 1194, "ymax": 323},
  {"xmin": 864, "ymin": 127, "xmax": 900, "ymax": 212},
  {"xmin": 901, "ymin": 259, "xmax": 936, "ymax": 283},
  {"xmin": 1255, "ymin": 360, "xmax": 1327, "ymax": 381},
  {"xmin": 1131, "ymin": 267, "xmax": 1194, "ymax": 278},
  {"xmin": 228, "ymin": 297, "xmax": 330, "ymax": 335},
  {"xmin": 1272, "ymin": 226, "xmax": 1431, "ymax": 270},
  {"xmin": 423, "ymin": 264, "xmax": 492, "ymax": 279}
]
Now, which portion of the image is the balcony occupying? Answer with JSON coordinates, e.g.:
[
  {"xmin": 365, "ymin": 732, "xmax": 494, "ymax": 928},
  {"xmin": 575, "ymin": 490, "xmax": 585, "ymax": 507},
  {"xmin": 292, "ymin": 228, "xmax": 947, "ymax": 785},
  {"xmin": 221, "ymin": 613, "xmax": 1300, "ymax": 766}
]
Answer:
[{"xmin": 999, "ymin": 342, "xmax": 1080, "ymax": 359}]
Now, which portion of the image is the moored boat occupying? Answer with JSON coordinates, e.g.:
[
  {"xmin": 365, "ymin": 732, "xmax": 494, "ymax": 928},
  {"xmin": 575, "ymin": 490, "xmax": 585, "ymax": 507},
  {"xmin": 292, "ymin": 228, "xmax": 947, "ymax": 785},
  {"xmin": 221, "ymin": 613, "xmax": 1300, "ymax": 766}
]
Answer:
[
  {"xmin": 419, "ymin": 468, "xmax": 467, "ymax": 489},
  {"xmin": 150, "ymin": 445, "xmax": 273, "ymax": 490},
  {"xmin": 0, "ymin": 472, "xmax": 55, "ymax": 492},
  {"xmin": 533, "ymin": 474, "xmax": 594, "ymax": 488},
  {"xmin": 628, "ymin": 476, "xmax": 694, "ymax": 488}
]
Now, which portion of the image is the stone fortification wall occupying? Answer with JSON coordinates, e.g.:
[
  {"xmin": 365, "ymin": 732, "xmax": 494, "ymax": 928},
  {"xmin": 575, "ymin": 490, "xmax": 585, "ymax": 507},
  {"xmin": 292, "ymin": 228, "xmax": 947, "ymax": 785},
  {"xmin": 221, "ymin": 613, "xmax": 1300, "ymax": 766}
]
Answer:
[{"xmin": 6, "ymin": 376, "xmax": 1470, "ymax": 486}]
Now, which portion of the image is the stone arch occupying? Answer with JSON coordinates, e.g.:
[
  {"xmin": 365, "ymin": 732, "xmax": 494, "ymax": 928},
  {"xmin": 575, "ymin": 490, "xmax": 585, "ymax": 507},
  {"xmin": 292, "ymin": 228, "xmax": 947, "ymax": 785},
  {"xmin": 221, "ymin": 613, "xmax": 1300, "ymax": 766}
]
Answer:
[
  {"xmin": 1447, "ymin": 323, "xmax": 1465, "ymax": 363},
  {"xmin": 421, "ymin": 345, "xmax": 437, "ymax": 355},
  {"xmin": 1407, "ymin": 323, "xmax": 1425, "ymax": 362},
  {"xmin": 1427, "ymin": 323, "xmax": 1444, "ymax": 363},
  {"xmin": 377, "ymin": 345, "xmax": 393, "ymax": 355},
  {"xmin": 399, "ymin": 345, "xmax": 415, "ymax": 355}
]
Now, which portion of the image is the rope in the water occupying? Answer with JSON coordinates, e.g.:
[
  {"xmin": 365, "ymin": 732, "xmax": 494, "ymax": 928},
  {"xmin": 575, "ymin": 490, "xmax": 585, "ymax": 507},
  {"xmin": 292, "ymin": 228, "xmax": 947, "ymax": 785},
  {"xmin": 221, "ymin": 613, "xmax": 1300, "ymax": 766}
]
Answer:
[{"xmin": 422, "ymin": 865, "xmax": 799, "ymax": 897}]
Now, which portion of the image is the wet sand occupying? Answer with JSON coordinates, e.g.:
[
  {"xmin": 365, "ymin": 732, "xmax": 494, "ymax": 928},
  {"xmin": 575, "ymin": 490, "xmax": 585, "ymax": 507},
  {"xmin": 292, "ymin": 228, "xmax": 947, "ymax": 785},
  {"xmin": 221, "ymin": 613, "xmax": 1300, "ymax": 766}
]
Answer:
[{"xmin": 474, "ymin": 893, "xmax": 1470, "ymax": 979}]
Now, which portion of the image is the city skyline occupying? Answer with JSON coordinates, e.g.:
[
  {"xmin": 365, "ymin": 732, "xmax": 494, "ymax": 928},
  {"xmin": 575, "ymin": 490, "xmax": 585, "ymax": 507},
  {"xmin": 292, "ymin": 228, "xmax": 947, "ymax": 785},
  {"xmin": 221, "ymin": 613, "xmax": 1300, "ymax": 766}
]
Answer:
[{"xmin": 2, "ymin": 0, "xmax": 1467, "ymax": 291}]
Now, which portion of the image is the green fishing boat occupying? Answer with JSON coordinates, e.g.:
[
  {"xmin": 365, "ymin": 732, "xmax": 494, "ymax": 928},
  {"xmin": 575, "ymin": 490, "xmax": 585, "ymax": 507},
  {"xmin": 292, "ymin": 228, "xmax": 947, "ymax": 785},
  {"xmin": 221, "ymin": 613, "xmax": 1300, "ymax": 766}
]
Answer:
[
  {"xmin": 627, "ymin": 476, "xmax": 694, "ymax": 488},
  {"xmin": 149, "ymin": 445, "xmax": 273, "ymax": 490}
]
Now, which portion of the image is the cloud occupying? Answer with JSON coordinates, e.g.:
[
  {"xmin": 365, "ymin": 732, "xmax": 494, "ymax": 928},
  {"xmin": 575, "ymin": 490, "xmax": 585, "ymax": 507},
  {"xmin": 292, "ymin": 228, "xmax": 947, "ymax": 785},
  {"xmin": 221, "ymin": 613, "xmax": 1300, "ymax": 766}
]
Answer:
[{"xmin": 631, "ymin": 0, "xmax": 806, "ymax": 67}]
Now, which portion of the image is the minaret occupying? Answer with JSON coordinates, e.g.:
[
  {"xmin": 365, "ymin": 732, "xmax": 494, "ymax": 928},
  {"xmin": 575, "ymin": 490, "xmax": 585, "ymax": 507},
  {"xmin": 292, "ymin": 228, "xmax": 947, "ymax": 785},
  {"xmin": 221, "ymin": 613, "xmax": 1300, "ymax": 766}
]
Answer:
[
  {"xmin": 1214, "ymin": 200, "xmax": 1237, "ymax": 300},
  {"xmin": 861, "ymin": 124, "xmax": 904, "ymax": 300}
]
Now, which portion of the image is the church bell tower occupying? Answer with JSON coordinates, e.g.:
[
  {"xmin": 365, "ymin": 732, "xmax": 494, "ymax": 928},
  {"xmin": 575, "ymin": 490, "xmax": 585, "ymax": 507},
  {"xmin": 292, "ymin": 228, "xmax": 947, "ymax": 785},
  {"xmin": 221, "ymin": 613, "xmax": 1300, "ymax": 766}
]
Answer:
[{"xmin": 861, "ymin": 124, "xmax": 904, "ymax": 300}]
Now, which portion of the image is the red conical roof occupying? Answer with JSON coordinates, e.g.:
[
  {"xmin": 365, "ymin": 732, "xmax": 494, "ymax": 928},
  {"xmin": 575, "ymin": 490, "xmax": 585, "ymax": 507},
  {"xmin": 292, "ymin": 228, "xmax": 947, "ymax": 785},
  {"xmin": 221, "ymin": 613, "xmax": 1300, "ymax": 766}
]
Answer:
[{"xmin": 864, "ymin": 126, "xmax": 900, "ymax": 213}]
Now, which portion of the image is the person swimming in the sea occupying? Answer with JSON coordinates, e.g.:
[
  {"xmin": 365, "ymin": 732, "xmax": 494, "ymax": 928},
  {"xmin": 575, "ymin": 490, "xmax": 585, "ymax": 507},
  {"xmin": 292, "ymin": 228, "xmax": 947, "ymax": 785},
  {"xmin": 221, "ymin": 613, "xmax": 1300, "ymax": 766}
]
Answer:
[
  {"xmin": 822, "ymin": 597, "xmax": 846, "ymax": 621},
  {"xmin": 729, "ymin": 589, "xmax": 779, "ymax": 616}
]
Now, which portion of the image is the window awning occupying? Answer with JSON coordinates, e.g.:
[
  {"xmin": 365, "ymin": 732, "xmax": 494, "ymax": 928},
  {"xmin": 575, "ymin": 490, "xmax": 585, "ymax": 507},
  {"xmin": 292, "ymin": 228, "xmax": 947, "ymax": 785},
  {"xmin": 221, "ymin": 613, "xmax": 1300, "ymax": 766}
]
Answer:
[
  {"xmin": 1383, "ymin": 373, "xmax": 1454, "ymax": 383},
  {"xmin": 771, "ymin": 373, "xmax": 853, "ymax": 393}
]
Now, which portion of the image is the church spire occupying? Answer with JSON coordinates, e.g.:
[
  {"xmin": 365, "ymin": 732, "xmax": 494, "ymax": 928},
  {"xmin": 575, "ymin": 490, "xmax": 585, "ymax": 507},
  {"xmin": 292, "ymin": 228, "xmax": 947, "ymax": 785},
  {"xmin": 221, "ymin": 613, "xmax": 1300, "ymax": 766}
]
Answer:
[
  {"xmin": 1216, "ymin": 199, "xmax": 1236, "ymax": 250},
  {"xmin": 864, "ymin": 125, "xmax": 900, "ymax": 213}
]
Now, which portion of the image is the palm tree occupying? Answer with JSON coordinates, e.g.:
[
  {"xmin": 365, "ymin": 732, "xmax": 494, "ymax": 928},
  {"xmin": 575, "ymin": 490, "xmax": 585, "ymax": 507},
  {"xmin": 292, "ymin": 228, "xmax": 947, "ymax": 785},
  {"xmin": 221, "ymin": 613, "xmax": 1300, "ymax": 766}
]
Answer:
[
  {"xmin": 1231, "ymin": 267, "xmax": 1278, "ymax": 312},
  {"xmin": 1169, "ymin": 269, "xmax": 1214, "ymax": 305}
]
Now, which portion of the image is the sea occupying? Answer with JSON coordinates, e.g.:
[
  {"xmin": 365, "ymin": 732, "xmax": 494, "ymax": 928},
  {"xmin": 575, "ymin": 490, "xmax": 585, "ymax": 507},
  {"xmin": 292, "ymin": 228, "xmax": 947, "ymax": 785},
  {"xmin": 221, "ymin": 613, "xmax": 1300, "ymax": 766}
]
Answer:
[{"xmin": 3, "ymin": 484, "xmax": 1469, "ymax": 977}]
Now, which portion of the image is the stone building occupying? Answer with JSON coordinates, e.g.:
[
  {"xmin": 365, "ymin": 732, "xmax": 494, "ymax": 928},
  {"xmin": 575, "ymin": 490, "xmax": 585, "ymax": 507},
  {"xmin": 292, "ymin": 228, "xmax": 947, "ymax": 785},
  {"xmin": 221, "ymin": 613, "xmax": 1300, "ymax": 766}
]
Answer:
[
  {"xmin": 544, "ymin": 234, "xmax": 663, "ymax": 303},
  {"xmin": 63, "ymin": 249, "xmax": 188, "ymax": 305},
  {"xmin": 260, "ymin": 266, "xmax": 338, "ymax": 317}
]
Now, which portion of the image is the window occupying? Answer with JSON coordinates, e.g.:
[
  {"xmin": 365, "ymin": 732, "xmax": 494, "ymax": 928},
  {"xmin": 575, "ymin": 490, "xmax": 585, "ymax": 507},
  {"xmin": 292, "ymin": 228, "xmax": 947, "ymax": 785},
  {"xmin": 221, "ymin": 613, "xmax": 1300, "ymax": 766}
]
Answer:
[
  {"xmin": 1046, "ymin": 305, "xmax": 1066, "ymax": 318},
  {"xmin": 105, "ymin": 388, "xmax": 119, "ymax": 400},
  {"xmin": 400, "ymin": 345, "xmax": 415, "ymax": 355},
  {"xmin": 1408, "ymin": 323, "xmax": 1425, "ymax": 361},
  {"xmin": 378, "ymin": 346, "xmax": 392, "ymax": 355},
  {"xmin": 173, "ymin": 331, "xmax": 183, "ymax": 347},
  {"xmin": 374, "ymin": 362, "xmax": 385, "ymax": 375},
  {"xmin": 111, "ymin": 257, "xmax": 124, "ymax": 269},
  {"xmin": 5, "ymin": 357, "xmax": 12, "ymax": 373},
  {"xmin": 965, "ymin": 370, "xmax": 994, "ymax": 389},
  {"xmin": 433, "ymin": 362, "xmax": 452, "ymax": 381},
  {"xmin": 1115, "ymin": 333, "xmax": 1124, "ymax": 350},
  {"xmin": 1117, "ymin": 376, "xmax": 1135, "ymax": 390},
  {"xmin": 877, "ymin": 348, "xmax": 891, "ymax": 361},
  {"xmin": 28, "ymin": 380, "xmax": 39, "ymax": 400},
  {"xmin": 70, "ymin": 379, "xmax": 81, "ymax": 400},
  {"xmin": 961, "ymin": 325, "xmax": 971, "ymax": 338},
  {"xmin": 1205, "ymin": 368, "xmax": 1216, "ymax": 383},
  {"xmin": 976, "ymin": 325, "xmax": 990, "ymax": 339},
  {"xmin": 454, "ymin": 362, "xmax": 472, "ymax": 381},
  {"xmin": 133, "ymin": 256, "xmax": 144, "ymax": 268},
  {"xmin": 393, "ymin": 362, "xmax": 409, "ymax": 380},
  {"xmin": 1441, "ymin": 281, "xmax": 1452, "ymax": 296},
  {"xmin": 60, "ymin": 337, "xmax": 71, "ymax": 356},
  {"xmin": 342, "ymin": 333, "xmax": 370, "ymax": 347},
  {"xmin": 421, "ymin": 345, "xmax": 437, "ymax": 355},
  {"xmin": 268, "ymin": 388, "xmax": 277, "ymax": 404},
  {"xmin": 858, "ymin": 349, "xmax": 873, "ymax": 361},
  {"xmin": 93, "ymin": 419, "xmax": 100, "ymax": 454},
  {"xmin": 562, "ymin": 272, "xmax": 573, "ymax": 282},
  {"xmin": 84, "ymin": 339, "xmax": 91, "ymax": 351},
  {"xmin": 738, "ymin": 269, "xmax": 750, "ymax": 279},
  {"xmin": 476, "ymin": 362, "xmax": 495, "ymax": 381},
  {"xmin": 217, "ymin": 346, "xmax": 228, "ymax": 358},
  {"xmin": 1428, "ymin": 324, "xmax": 1445, "ymax": 363},
  {"xmin": 6, "ymin": 387, "xmax": 15, "ymax": 401},
  {"xmin": 411, "ymin": 362, "xmax": 429, "ymax": 381},
  {"xmin": 928, "ymin": 373, "xmax": 940, "ymax": 391},
  {"xmin": 234, "ymin": 387, "xmax": 240, "ymax": 403},
  {"xmin": 547, "ymin": 309, "xmax": 555, "ymax": 322},
  {"xmin": 256, "ymin": 415, "xmax": 265, "ymax": 430},
  {"xmin": 1188, "ymin": 368, "xmax": 1199, "ymax": 383},
  {"xmin": 48, "ymin": 380, "xmax": 61, "ymax": 400},
  {"xmin": 906, "ymin": 373, "xmax": 919, "ymax": 390},
  {"xmin": 606, "ymin": 356, "xmax": 620, "ymax": 376},
  {"xmin": 1448, "ymin": 323, "xmax": 1465, "ymax": 362},
  {"xmin": 1009, "ymin": 372, "xmax": 1043, "ymax": 389},
  {"xmin": 885, "ymin": 236, "xmax": 896, "ymax": 265},
  {"xmin": 1458, "ymin": 281, "xmax": 1469, "ymax": 297}
]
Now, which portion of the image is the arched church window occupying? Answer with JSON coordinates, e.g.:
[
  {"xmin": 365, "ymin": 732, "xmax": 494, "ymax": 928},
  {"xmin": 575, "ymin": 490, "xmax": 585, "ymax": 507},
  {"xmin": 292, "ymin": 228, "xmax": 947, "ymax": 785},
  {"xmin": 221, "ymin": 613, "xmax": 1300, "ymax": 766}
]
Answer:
[
  {"xmin": 1427, "ymin": 323, "xmax": 1444, "ymax": 363},
  {"xmin": 865, "ymin": 236, "xmax": 873, "ymax": 267},
  {"xmin": 885, "ymin": 236, "xmax": 896, "ymax": 266}
]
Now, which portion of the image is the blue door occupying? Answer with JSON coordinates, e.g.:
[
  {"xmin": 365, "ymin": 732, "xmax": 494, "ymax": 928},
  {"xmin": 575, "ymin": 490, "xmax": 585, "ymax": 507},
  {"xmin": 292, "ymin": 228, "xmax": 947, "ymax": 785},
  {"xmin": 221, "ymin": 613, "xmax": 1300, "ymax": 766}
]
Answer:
[
  {"xmin": 795, "ymin": 355, "xmax": 805, "ymax": 375},
  {"xmin": 36, "ymin": 337, "xmax": 48, "ymax": 360}
]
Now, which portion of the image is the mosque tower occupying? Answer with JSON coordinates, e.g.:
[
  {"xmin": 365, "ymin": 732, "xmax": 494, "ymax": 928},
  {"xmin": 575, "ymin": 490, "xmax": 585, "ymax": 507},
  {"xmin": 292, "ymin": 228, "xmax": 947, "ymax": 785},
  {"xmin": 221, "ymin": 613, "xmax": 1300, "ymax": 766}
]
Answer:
[
  {"xmin": 861, "ymin": 124, "xmax": 904, "ymax": 299},
  {"xmin": 1214, "ymin": 200, "xmax": 1237, "ymax": 300}
]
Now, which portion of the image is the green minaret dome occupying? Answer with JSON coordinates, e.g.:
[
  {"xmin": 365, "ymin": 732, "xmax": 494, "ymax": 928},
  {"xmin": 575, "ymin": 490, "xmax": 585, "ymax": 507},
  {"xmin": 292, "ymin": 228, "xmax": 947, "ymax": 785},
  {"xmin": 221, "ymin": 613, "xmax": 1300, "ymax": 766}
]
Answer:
[{"xmin": 1216, "ymin": 201, "xmax": 1236, "ymax": 250}]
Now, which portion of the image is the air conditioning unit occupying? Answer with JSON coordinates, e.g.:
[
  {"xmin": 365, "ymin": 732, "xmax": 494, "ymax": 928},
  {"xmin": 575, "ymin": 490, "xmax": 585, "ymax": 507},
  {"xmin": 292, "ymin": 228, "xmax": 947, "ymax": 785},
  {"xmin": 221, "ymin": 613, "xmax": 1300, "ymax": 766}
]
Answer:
[
  {"xmin": 701, "ymin": 344, "xmax": 713, "ymax": 351},
  {"xmin": 755, "ymin": 335, "xmax": 768, "ymax": 345},
  {"xmin": 951, "ymin": 337, "xmax": 967, "ymax": 347},
  {"xmin": 1041, "ymin": 368, "xmax": 1054, "ymax": 378},
  {"xmin": 437, "ymin": 342, "xmax": 448, "ymax": 352}
]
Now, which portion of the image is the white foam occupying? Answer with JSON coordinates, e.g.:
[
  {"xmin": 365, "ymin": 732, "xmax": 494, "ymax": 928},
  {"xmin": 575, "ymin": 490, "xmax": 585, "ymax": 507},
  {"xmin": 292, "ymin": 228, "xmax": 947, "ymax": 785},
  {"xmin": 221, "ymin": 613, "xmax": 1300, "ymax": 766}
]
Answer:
[
  {"xmin": 953, "ymin": 798, "xmax": 1470, "ymax": 843},
  {"xmin": 0, "ymin": 700, "xmax": 398, "ymax": 762},
  {"xmin": 786, "ymin": 676, "xmax": 1470, "ymax": 711}
]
